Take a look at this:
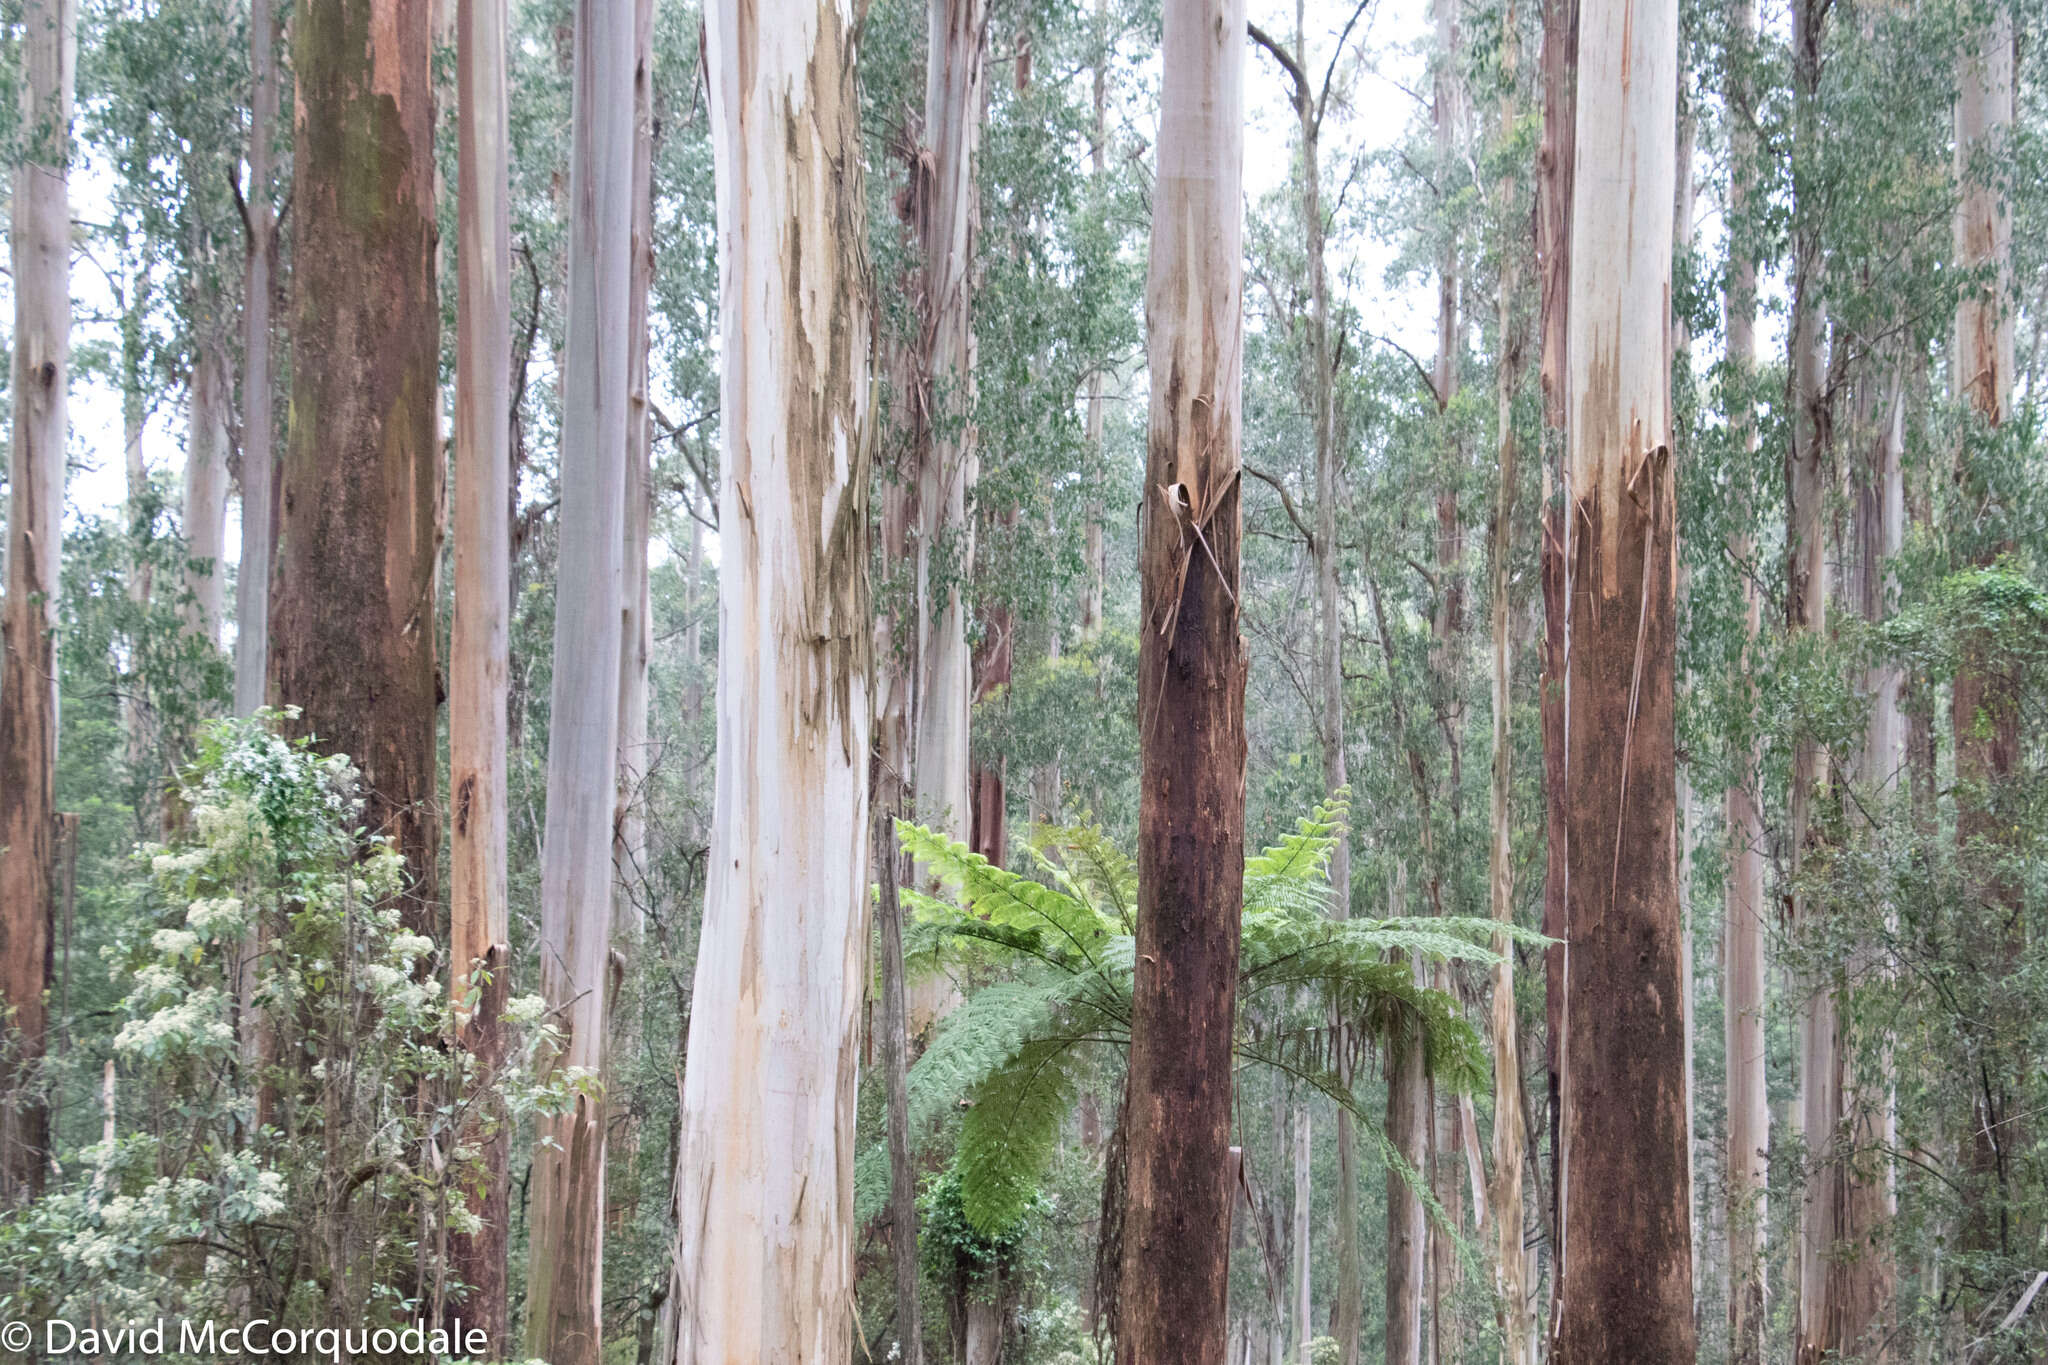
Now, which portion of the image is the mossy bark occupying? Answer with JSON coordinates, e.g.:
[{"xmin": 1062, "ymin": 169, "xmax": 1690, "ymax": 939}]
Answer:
[{"xmin": 273, "ymin": 0, "xmax": 442, "ymax": 931}]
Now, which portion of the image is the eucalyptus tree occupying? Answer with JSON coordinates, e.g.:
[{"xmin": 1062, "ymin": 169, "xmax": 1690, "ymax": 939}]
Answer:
[
  {"xmin": 663, "ymin": 0, "xmax": 874, "ymax": 1356},
  {"xmin": 235, "ymin": 0, "xmax": 282, "ymax": 716},
  {"xmin": 1719, "ymin": 1, "xmax": 1769, "ymax": 1358},
  {"xmin": 1118, "ymin": 0, "xmax": 1247, "ymax": 1358},
  {"xmin": 522, "ymin": 0, "xmax": 635, "ymax": 1356},
  {"xmin": 447, "ymin": 0, "xmax": 514, "ymax": 1337},
  {"xmin": 0, "ymin": 0, "xmax": 76, "ymax": 1208},
  {"xmin": 271, "ymin": 0, "xmax": 441, "ymax": 930},
  {"xmin": 1550, "ymin": 0, "xmax": 1694, "ymax": 1355}
]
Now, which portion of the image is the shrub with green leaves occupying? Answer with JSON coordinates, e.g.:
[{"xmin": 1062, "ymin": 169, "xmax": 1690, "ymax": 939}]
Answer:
[{"xmin": 0, "ymin": 713, "xmax": 573, "ymax": 1336}]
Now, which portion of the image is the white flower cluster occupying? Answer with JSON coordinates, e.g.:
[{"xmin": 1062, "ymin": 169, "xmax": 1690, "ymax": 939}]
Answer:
[
  {"xmin": 184, "ymin": 895, "xmax": 247, "ymax": 939},
  {"xmin": 113, "ymin": 987, "xmax": 233, "ymax": 1058}
]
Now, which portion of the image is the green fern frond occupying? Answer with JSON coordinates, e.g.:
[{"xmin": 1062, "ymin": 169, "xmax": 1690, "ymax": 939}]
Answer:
[
  {"xmin": 1243, "ymin": 790, "xmax": 1350, "ymax": 881},
  {"xmin": 957, "ymin": 1035, "xmax": 1088, "ymax": 1234},
  {"xmin": 1037, "ymin": 822, "xmax": 1138, "ymax": 931},
  {"xmin": 897, "ymin": 821, "xmax": 1116, "ymax": 966}
]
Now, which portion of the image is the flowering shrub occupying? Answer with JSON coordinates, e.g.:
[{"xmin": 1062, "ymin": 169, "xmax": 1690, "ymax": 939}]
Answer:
[{"xmin": 0, "ymin": 713, "xmax": 570, "ymax": 1337}]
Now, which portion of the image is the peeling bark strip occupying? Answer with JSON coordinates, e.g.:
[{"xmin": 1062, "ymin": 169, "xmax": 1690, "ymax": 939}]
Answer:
[
  {"xmin": 0, "ymin": 0, "xmax": 74, "ymax": 1208},
  {"xmin": 273, "ymin": 0, "xmax": 441, "ymax": 932},
  {"xmin": 447, "ymin": 0, "xmax": 513, "ymax": 1338},
  {"xmin": 663, "ymin": 3, "xmax": 873, "ymax": 1361},
  {"xmin": 1118, "ymin": 1, "xmax": 1247, "ymax": 1362},
  {"xmin": 1552, "ymin": 0, "xmax": 1694, "ymax": 1355}
]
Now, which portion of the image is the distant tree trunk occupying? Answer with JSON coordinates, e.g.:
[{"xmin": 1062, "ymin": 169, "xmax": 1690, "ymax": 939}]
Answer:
[
  {"xmin": 1386, "ymin": 865, "xmax": 1428, "ymax": 1365},
  {"xmin": 1117, "ymin": 0, "xmax": 1247, "ymax": 1358},
  {"xmin": 1487, "ymin": 14, "xmax": 1531, "ymax": 1360},
  {"xmin": 1721, "ymin": 4, "xmax": 1769, "ymax": 1358},
  {"xmin": 910, "ymin": 0, "xmax": 987, "ymax": 845},
  {"xmin": 521, "ymin": 0, "xmax": 634, "ymax": 1358},
  {"xmin": 446, "ymin": 0, "xmax": 513, "ymax": 1336},
  {"xmin": 1080, "ymin": 0, "xmax": 1107, "ymax": 639},
  {"xmin": 662, "ymin": 3, "xmax": 873, "ymax": 1358},
  {"xmin": 234, "ymin": 0, "xmax": 279, "ymax": 716},
  {"xmin": 1534, "ymin": 0, "xmax": 1575, "ymax": 1313},
  {"xmin": 273, "ymin": 0, "xmax": 441, "ymax": 932},
  {"xmin": 1294, "ymin": 1105, "xmax": 1312, "ymax": 1363},
  {"xmin": 183, "ymin": 341, "xmax": 232, "ymax": 648},
  {"xmin": 0, "ymin": 0, "xmax": 74, "ymax": 1208},
  {"xmin": 615, "ymin": 0, "xmax": 655, "ymax": 946},
  {"xmin": 875, "ymin": 798, "xmax": 924, "ymax": 1365},
  {"xmin": 1950, "ymin": 0, "xmax": 2020, "ymax": 1288},
  {"xmin": 1551, "ymin": 0, "xmax": 1693, "ymax": 1354}
]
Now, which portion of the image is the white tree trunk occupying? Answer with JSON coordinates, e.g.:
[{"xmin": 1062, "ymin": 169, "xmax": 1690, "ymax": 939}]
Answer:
[
  {"xmin": 233, "ymin": 0, "xmax": 279, "ymax": 716},
  {"xmin": 910, "ymin": 0, "xmax": 985, "ymax": 844},
  {"xmin": 1953, "ymin": 3, "xmax": 2014, "ymax": 424},
  {"xmin": 522, "ymin": 0, "xmax": 634, "ymax": 1359},
  {"xmin": 663, "ymin": 4, "xmax": 873, "ymax": 1360},
  {"xmin": 183, "ymin": 343, "xmax": 231, "ymax": 649},
  {"xmin": 0, "ymin": 0, "xmax": 73, "ymax": 1205},
  {"xmin": 615, "ymin": 0, "xmax": 655, "ymax": 947}
]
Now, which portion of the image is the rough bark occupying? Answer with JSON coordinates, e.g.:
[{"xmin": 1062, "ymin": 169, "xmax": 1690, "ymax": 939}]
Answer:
[
  {"xmin": 446, "ymin": 0, "xmax": 513, "ymax": 1336},
  {"xmin": 1534, "ymin": 0, "xmax": 1575, "ymax": 1306},
  {"xmin": 233, "ymin": 0, "xmax": 279, "ymax": 716},
  {"xmin": 1550, "ymin": 0, "xmax": 1694, "ymax": 1354},
  {"xmin": 1117, "ymin": 0, "xmax": 1247, "ymax": 1357},
  {"xmin": 273, "ymin": 0, "xmax": 441, "ymax": 933},
  {"xmin": 0, "ymin": 0, "xmax": 73, "ymax": 1207},
  {"xmin": 521, "ymin": 0, "xmax": 635, "ymax": 1358},
  {"xmin": 662, "ymin": 3, "xmax": 873, "ymax": 1358}
]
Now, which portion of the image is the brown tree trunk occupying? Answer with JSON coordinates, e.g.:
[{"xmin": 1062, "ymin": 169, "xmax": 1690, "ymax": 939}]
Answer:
[
  {"xmin": 1534, "ymin": 0, "xmax": 1575, "ymax": 1315},
  {"xmin": 1386, "ymin": 873, "xmax": 1429, "ymax": 1365},
  {"xmin": 876, "ymin": 791, "xmax": 924, "ymax": 1365},
  {"xmin": 1550, "ymin": 0, "xmax": 1694, "ymax": 1354},
  {"xmin": 1117, "ymin": 0, "xmax": 1247, "ymax": 1358},
  {"xmin": 0, "ymin": 0, "xmax": 73, "ymax": 1208},
  {"xmin": 446, "ymin": 0, "xmax": 513, "ymax": 1335},
  {"xmin": 273, "ymin": 0, "xmax": 442, "ymax": 934}
]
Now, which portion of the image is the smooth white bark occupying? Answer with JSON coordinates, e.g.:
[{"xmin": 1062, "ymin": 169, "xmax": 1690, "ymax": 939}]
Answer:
[
  {"xmin": 233, "ymin": 0, "xmax": 279, "ymax": 716},
  {"xmin": 182, "ymin": 344, "xmax": 231, "ymax": 648},
  {"xmin": 665, "ymin": 4, "xmax": 873, "ymax": 1359},
  {"xmin": 522, "ymin": 0, "xmax": 634, "ymax": 1356}
]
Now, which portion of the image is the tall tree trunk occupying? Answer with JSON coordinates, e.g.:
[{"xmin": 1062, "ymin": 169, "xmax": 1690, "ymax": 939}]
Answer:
[
  {"xmin": 1719, "ymin": 1, "xmax": 1768, "ymax": 1360},
  {"xmin": 1117, "ymin": 0, "xmax": 1246, "ymax": 1358},
  {"xmin": 910, "ymin": 0, "xmax": 987, "ymax": 844},
  {"xmin": 1534, "ymin": 0, "xmax": 1575, "ymax": 1317},
  {"xmin": 1551, "ymin": 0, "xmax": 1693, "ymax": 1353},
  {"xmin": 1950, "ymin": 0, "xmax": 2020, "ymax": 1288},
  {"xmin": 1294, "ymin": 1104, "xmax": 1312, "ymax": 1363},
  {"xmin": 1080, "ymin": 0, "xmax": 1108, "ymax": 639},
  {"xmin": 234, "ymin": 0, "xmax": 279, "ymax": 716},
  {"xmin": 662, "ymin": 4, "xmax": 873, "ymax": 1358},
  {"xmin": 184, "ymin": 341, "xmax": 232, "ymax": 649},
  {"xmin": 1386, "ymin": 863, "xmax": 1428, "ymax": 1365},
  {"xmin": 615, "ymin": 0, "xmax": 655, "ymax": 947},
  {"xmin": 446, "ymin": 0, "xmax": 513, "ymax": 1335},
  {"xmin": 521, "ymin": 0, "xmax": 634, "ymax": 1358},
  {"xmin": 876, "ymin": 797, "xmax": 925, "ymax": 1365},
  {"xmin": 0, "ymin": 0, "xmax": 73, "ymax": 1207},
  {"xmin": 1487, "ymin": 12, "xmax": 1531, "ymax": 1359},
  {"xmin": 274, "ymin": 0, "xmax": 441, "ymax": 932}
]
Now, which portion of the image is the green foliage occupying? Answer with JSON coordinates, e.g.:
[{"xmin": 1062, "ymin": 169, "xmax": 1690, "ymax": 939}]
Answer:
[{"xmin": 889, "ymin": 795, "xmax": 1513, "ymax": 1238}]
